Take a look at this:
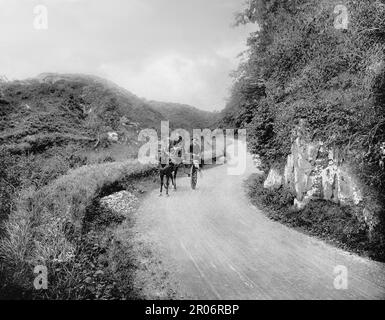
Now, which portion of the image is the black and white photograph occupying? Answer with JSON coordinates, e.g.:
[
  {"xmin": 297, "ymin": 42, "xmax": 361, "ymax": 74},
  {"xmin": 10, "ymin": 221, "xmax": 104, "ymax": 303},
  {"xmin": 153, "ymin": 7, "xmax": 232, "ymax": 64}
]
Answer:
[{"xmin": 1, "ymin": 0, "xmax": 385, "ymax": 307}]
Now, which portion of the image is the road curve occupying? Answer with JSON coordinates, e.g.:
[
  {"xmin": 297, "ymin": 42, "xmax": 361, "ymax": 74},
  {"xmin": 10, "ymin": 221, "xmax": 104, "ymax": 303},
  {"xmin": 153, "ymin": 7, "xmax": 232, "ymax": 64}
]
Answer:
[{"xmin": 128, "ymin": 146, "xmax": 385, "ymax": 300}]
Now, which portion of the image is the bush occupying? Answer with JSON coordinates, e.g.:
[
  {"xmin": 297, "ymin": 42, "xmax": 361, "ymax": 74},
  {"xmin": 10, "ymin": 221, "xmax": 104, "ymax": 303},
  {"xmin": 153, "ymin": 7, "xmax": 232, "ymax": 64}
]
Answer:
[{"xmin": 246, "ymin": 173, "xmax": 296, "ymax": 212}]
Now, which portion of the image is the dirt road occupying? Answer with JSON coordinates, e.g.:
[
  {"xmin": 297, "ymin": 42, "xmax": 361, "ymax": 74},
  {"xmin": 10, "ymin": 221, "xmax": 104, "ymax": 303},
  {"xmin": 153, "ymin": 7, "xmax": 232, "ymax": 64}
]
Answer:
[{"xmin": 125, "ymin": 146, "xmax": 385, "ymax": 300}]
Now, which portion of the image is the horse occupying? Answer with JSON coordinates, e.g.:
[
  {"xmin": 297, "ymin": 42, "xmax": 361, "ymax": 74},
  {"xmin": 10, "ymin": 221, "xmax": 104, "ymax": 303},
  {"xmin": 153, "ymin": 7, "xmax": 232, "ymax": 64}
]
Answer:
[
  {"xmin": 169, "ymin": 142, "xmax": 184, "ymax": 190},
  {"xmin": 158, "ymin": 141, "xmax": 184, "ymax": 196},
  {"xmin": 158, "ymin": 150, "xmax": 175, "ymax": 197}
]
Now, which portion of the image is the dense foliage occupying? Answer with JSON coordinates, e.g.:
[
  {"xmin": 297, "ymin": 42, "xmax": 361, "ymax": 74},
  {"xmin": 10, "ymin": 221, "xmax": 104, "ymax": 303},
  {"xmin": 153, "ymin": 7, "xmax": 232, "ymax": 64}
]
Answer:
[{"xmin": 222, "ymin": 0, "xmax": 385, "ymax": 192}]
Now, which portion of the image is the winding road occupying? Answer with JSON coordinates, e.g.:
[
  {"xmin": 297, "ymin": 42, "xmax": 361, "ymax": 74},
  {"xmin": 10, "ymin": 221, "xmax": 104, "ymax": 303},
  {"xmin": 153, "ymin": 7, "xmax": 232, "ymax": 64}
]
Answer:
[{"xmin": 128, "ymin": 145, "xmax": 385, "ymax": 300}]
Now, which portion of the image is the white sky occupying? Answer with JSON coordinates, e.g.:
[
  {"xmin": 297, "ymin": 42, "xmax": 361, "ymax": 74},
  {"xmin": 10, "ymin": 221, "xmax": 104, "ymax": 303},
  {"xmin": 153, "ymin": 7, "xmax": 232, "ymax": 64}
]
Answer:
[{"xmin": 0, "ymin": 0, "xmax": 257, "ymax": 111}]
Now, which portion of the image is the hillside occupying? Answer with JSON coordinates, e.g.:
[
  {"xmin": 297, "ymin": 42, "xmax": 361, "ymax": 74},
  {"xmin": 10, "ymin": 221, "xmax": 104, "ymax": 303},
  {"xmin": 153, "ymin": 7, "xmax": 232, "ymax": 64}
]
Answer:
[
  {"xmin": 0, "ymin": 72, "xmax": 217, "ymax": 233},
  {"xmin": 0, "ymin": 73, "xmax": 218, "ymax": 154},
  {"xmin": 148, "ymin": 100, "xmax": 220, "ymax": 130},
  {"xmin": 221, "ymin": 0, "xmax": 385, "ymax": 259},
  {"xmin": 0, "ymin": 73, "xmax": 162, "ymax": 155},
  {"xmin": 0, "ymin": 72, "xmax": 219, "ymax": 298},
  {"xmin": 223, "ymin": 0, "xmax": 385, "ymax": 171}
]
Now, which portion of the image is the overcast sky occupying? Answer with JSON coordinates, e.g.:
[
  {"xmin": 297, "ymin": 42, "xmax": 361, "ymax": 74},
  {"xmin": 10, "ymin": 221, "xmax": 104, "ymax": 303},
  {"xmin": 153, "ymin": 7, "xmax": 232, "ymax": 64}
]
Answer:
[{"xmin": 0, "ymin": 0, "xmax": 257, "ymax": 111}]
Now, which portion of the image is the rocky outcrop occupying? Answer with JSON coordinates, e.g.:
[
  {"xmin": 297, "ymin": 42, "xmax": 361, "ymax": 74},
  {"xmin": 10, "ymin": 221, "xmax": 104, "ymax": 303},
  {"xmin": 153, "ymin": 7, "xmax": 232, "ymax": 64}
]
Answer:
[
  {"xmin": 262, "ymin": 120, "xmax": 382, "ymax": 232},
  {"xmin": 263, "ymin": 169, "xmax": 283, "ymax": 190},
  {"xmin": 282, "ymin": 122, "xmax": 363, "ymax": 210},
  {"xmin": 263, "ymin": 121, "xmax": 362, "ymax": 208}
]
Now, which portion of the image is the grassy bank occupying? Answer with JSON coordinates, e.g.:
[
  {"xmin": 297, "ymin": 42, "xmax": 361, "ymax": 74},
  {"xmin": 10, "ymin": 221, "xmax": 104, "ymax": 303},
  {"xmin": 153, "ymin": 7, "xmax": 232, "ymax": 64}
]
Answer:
[
  {"xmin": 245, "ymin": 173, "xmax": 385, "ymax": 262},
  {"xmin": 0, "ymin": 160, "xmax": 157, "ymax": 299}
]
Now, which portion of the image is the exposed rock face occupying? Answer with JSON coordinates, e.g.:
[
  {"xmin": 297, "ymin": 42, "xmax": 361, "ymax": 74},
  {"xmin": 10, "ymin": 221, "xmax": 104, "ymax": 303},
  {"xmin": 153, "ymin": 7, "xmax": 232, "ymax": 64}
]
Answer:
[
  {"xmin": 282, "ymin": 123, "xmax": 363, "ymax": 210},
  {"xmin": 262, "ymin": 121, "xmax": 379, "ymax": 227},
  {"xmin": 263, "ymin": 121, "xmax": 362, "ymax": 209},
  {"xmin": 263, "ymin": 169, "xmax": 283, "ymax": 190}
]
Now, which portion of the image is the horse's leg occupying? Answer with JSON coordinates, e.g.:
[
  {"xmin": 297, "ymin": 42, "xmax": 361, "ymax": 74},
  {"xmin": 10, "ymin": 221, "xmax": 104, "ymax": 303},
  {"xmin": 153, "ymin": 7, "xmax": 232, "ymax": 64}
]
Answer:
[
  {"xmin": 173, "ymin": 166, "xmax": 178, "ymax": 190},
  {"xmin": 160, "ymin": 173, "xmax": 163, "ymax": 196},
  {"xmin": 170, "ymin": 174, "xmax": 175, "ymax": 190},
  {"xmin": 170, "ymin": 166, "xmax": 175, "ymax": 190},
  {"xmin": 166, "ymin": 175, "xmax": 170, "ymax": 196}
]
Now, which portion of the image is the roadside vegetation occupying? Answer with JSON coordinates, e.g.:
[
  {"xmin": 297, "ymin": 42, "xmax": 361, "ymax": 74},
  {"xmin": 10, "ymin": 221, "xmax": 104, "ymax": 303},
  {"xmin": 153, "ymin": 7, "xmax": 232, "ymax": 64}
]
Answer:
[
  {"xmin": 245, "ymin": 173, "xmax": 385, "ymax": 261},
  {"xmin": 0, "ymin": 156, "xmax": 156, "ymax": 299},
  {"xmin": 222, "ymin": 0, "xmax": 385, "ymax": 256}
]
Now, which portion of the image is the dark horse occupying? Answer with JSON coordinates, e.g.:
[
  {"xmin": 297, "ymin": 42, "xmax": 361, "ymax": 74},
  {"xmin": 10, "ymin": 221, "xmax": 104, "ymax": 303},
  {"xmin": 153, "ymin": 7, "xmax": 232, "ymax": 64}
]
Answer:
[
  {"xmin": 158, "ymin": 160, "xmax": 175, "ymax": 196},
  {"xmin": 158, "ymin": 148, "xmax": 177, "ymax": 196},
  {"xmin": 169, "ymin": 143, "xmax": 183, "ymax": 190},
  {"xmin": 158, "ymin": 141, "xmax": 183, "ymax": 196}
]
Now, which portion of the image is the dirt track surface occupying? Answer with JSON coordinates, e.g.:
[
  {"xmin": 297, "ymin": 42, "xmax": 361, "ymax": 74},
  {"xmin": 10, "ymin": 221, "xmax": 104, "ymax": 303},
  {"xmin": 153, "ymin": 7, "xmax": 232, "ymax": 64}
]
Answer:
[{"xmin": 125, "ymin": 146, "xmax": 385, "ymax": 300}]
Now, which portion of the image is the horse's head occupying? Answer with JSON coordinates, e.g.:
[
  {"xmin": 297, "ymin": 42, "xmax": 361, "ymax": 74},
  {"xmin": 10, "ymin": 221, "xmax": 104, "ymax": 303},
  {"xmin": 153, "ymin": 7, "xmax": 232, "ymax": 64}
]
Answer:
[{"xmin": 158, "ymin": 148, "xmax": 171, "ymax": 166}]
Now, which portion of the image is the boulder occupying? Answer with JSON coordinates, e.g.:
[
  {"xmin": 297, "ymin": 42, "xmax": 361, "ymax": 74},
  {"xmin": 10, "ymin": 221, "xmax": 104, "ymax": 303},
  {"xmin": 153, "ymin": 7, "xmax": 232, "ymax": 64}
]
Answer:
[
  {"xmin": 107, "ymin": 131, "xmax": 119, "ymax": 142},
  {"xmin": 263, "ymin": 169, "xmax": 283, "ymax": 190}
]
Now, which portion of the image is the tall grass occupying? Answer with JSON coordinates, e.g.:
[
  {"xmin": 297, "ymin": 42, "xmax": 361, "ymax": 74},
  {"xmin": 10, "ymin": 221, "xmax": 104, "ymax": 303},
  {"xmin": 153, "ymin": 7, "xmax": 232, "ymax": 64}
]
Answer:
[{"xmin": 0, "ymin": 160, "xmax": 156, "ymax": 297}]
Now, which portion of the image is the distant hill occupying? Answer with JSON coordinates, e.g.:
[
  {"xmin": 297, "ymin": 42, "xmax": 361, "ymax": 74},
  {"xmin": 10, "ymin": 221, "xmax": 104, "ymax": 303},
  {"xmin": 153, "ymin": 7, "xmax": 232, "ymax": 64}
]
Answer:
[
  {"xmin": 147, "ymin": 100, "xmax": 220, "ymax": 131},
  {"xmin": 0, "ymin": 73, "xmax": 218, "ymax": 189},
  {"xmin": 0, "ymin": 73, "xmax": 218, "ymax": 155}
]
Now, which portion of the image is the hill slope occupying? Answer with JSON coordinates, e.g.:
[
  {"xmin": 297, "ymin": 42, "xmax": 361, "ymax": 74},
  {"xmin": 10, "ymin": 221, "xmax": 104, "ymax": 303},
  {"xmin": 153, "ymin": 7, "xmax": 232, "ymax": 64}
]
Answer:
[
  {"xmin": 1, "ymin": 73, "xmax": 218, "ymax": 155},
  {"xmin": 148, "ymin": 100, "xmax": 220, "ymax": 130},
  {"xmin": 220, "ymin": 0, "xmax": 385, "ymax": 258},
  {"xmin": 0, "ymin": 73, "xmax": 218, "ymax": 226},
  {"xmin": 0, "ymin": 72, "xmax": 220, "ymax": 299}
]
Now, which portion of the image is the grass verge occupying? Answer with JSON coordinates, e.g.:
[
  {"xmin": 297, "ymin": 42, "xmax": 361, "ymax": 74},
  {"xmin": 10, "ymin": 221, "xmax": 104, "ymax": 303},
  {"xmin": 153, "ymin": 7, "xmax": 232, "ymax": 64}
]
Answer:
[
  {"xmin": 245, "ymin": 173, "xmax": 385, "ymax": 262},
  {"xmin": 0, "ymin": 160, "xmax": 157, "ymax": 299}
]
